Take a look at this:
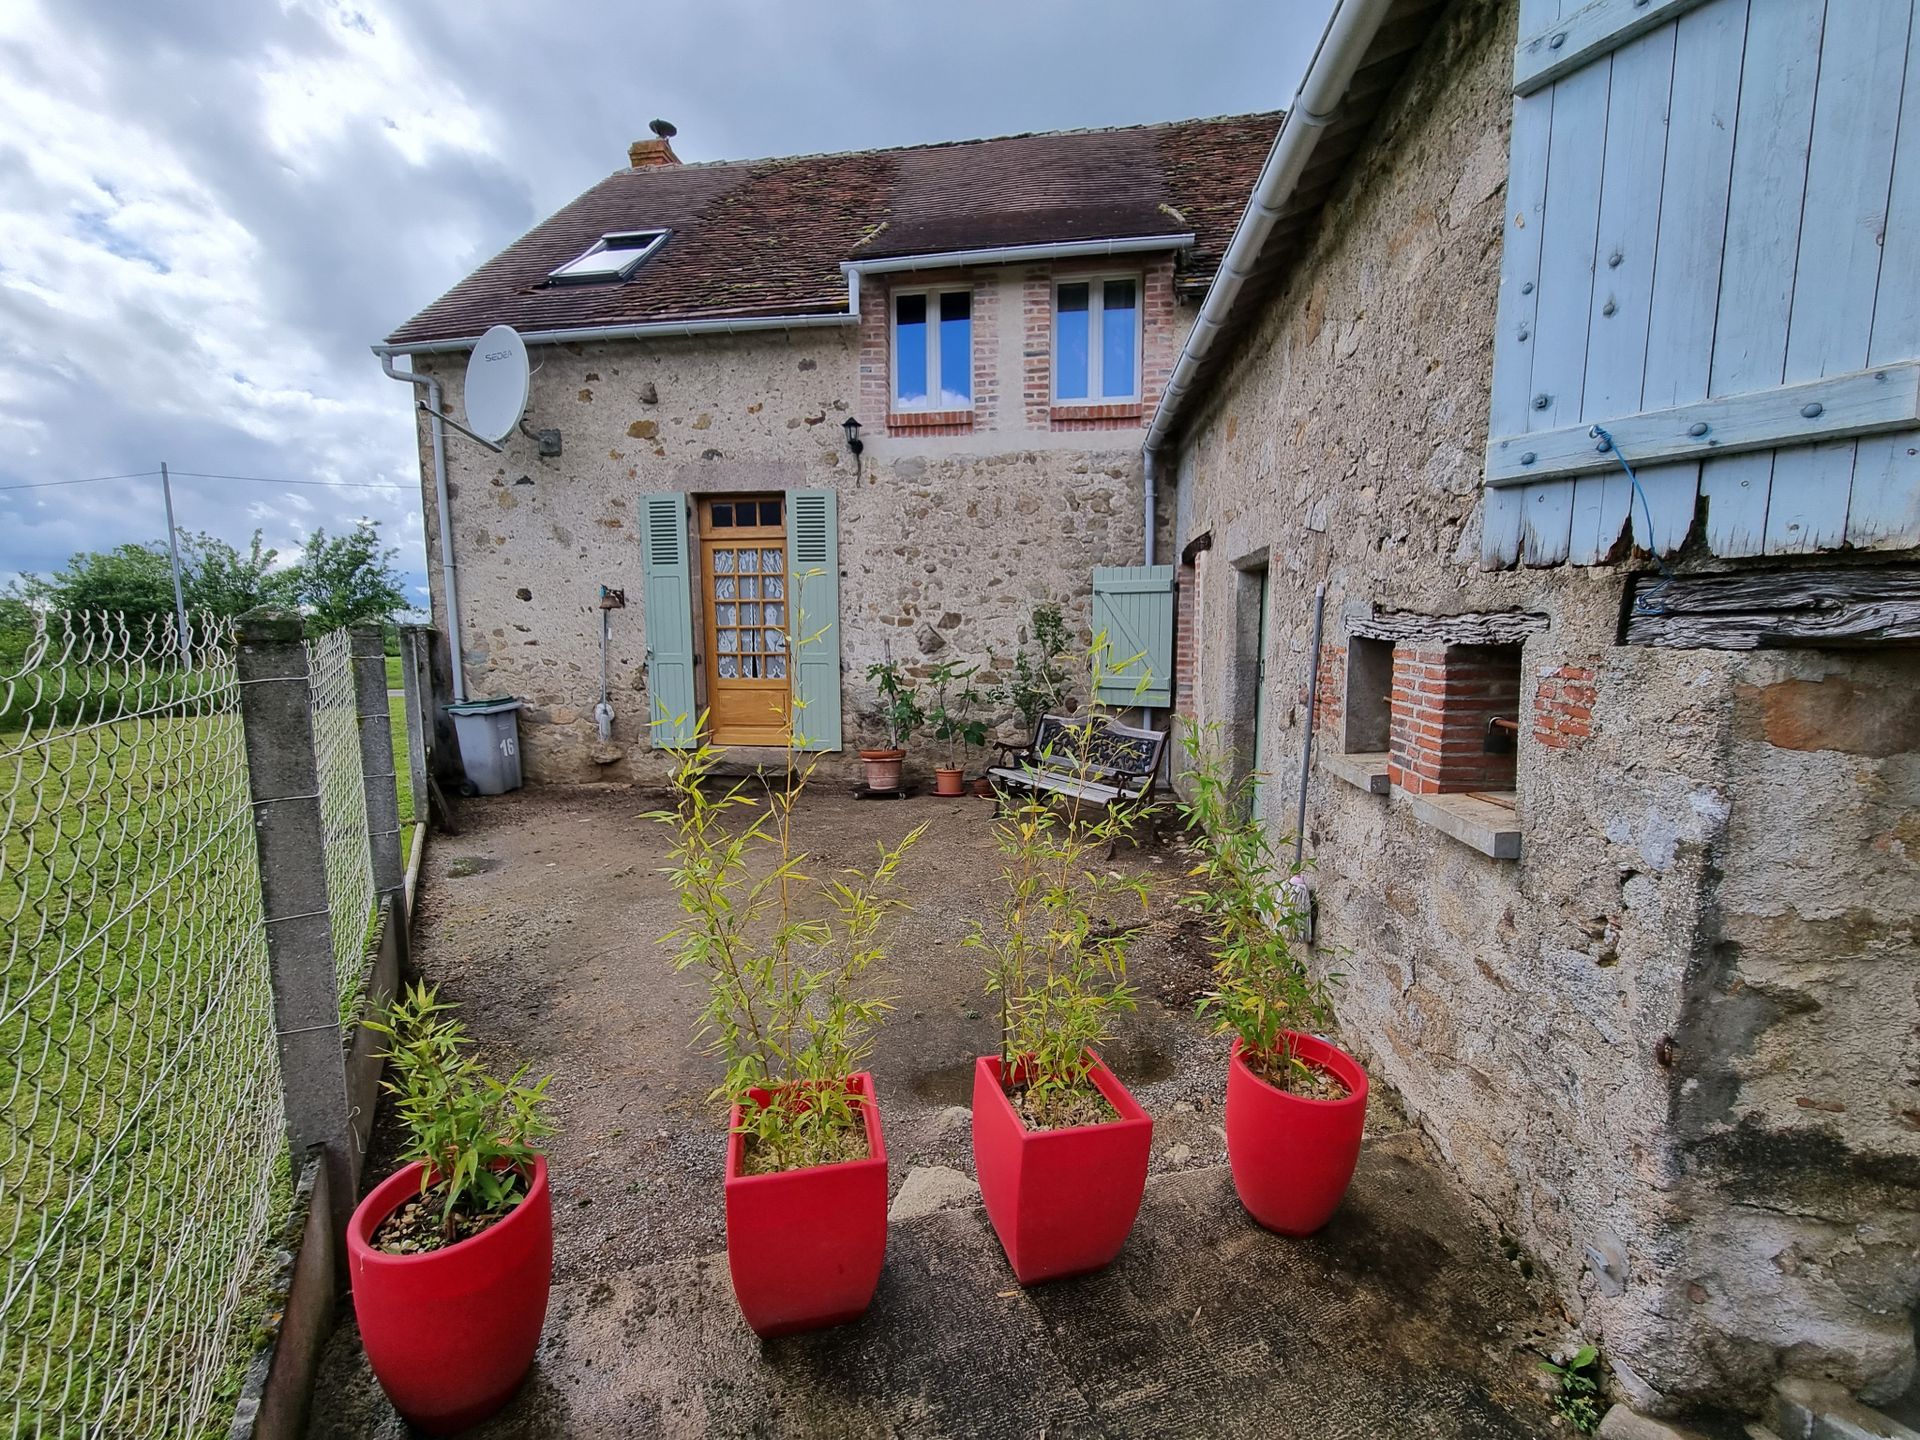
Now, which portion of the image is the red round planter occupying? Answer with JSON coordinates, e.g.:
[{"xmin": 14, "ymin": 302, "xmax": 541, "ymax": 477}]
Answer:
[
  {"xmin": 971, "ymin": 1052, "xmax": 1152, "ymax": 1285},
  {"xmin": 1225, "ymin": 1033, "xmax": 1368, "ymax": 1236},
  {"xmin": 347, "ymin": 1157, "xmax": 552, "ymax": 1435},
  {"xmin": 724, "ymin": 1072, "xmax": 889, "ymax": 1338}
]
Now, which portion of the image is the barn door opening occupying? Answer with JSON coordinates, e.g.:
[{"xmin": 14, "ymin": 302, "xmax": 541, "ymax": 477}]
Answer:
[{"xmin": 698, "ymin": 494, "xmax": 790, "ymax": 746}]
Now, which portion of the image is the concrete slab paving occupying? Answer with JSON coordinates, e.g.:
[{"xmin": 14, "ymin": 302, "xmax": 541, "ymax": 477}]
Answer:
[{"xmin": 307, "ymin": 785, "xmax": 1571, "ymax": 1438}]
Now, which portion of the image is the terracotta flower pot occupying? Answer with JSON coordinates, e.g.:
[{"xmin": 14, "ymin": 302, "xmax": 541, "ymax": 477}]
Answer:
[
  {"xmin": 971, "ymin": 776, "xmax": 994, "ymax": 798},
  {"xmin": 934, "ymin": 765, "xmax": 965, "ymax": 796},
  {"xmin": 1225, "ymin": 1033, "xmax": 1368, "ymax": 1236},
  {"xmin": 971, "ymin": 1052, "xmax": 1152, "ymax": 1284},
  {"xmin": 860, "ymin": 748, "xmax": 905, "ymax": 793},
  {"xmin": 347, "ymin": 1157, "xmax": 552, "ymax": 1435},
  {"xmin": 725, "ymin": 1072, "xmax": 889, "ymax": 1337}
]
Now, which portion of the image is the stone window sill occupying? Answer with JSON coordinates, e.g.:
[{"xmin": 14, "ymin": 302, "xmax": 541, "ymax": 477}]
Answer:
[
  {"xmin": 1323, "ymin": 750, "xmax": 1390, "ymax": 794},
  {"xmin": 1401, "ymin": 789, "xmax": 1522, "ymax": 861},
  {"xmin": 887, "ymin": 409, "xmax": 974, "ymax": 431}
]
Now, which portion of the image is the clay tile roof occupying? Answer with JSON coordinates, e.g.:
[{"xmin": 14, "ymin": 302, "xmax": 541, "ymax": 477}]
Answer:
[{"xmin": 383, "ymin": 112, "xmax": 1282, "ymax": 348}]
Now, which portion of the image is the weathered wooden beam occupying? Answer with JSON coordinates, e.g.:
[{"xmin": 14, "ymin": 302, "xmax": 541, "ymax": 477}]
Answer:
[
  {"xmin": 1513, "ymin": 0, "xmax": 1713, "ymax": 96},
  {"xmin": 1623, "ymin": 566, "xmax": 1920, "ymax": 649},
  {"xmin": 1350, "ymin": 609, "xmax": 1550, "ymax": 645},
  {"xmin": 1486, "ymin": 363, "xmax": 1920, "ymax": 489}
]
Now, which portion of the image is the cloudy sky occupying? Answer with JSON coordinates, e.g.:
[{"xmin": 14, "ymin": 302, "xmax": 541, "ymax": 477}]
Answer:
[{"xmin": 0, "ymin": 0, "xmax": 1333, "ymax": 606}]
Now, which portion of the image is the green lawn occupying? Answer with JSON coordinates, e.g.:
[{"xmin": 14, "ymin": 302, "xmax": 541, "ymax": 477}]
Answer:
[
  {"xmin": 2, "ymin": 681, "xmax": 418, "ymax": 1437},
  {"xmin": 385, "ymin": 653, "xmax": 403, "ymax": 692}
]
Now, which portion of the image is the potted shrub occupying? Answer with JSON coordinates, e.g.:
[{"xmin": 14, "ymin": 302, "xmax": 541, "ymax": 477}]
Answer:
[
  {"xmin": 1177, "ymin": 726, "xmax": 1368, "ymax": 1236},
  {"xmin": 349, "ymin": 984, "xmax": 556, "ymax": 1435},
  {"xmin": 652, "ymin": 726, "xmax": 925, "ymax": 1336},
  {"xmin": 861, "ymin": 658, "xmax": 924, "ymax": 793},
  {"xmin": 965, "ymin": 707, "xmax": 1153, "ymax": 1284},
  {"xmin": 926, "ymin": 660, "xmax": 988, "ymax": 797},
  {"xmin": 998, "ymin": 599, "xmax": 1076, "ymax": 736}
]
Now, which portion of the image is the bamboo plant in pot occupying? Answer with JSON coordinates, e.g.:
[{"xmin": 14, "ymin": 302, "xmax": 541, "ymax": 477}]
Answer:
[
  {"xmin": 927, "ymin": 660, "xmax": 988, "ymax": 797},
  {"xmin": 652, "ymin": 722, "xmax": 925, "ymax": 1336},
  {"xmin": 964, "ymin": 706, "xmax": 1154, "ymax": 1284},
  {"xmin": 1177, "ymin": 726, "xmax": 1367, "ymax": 1236},
  {"xmin": 349, "ymin": 984, "xmax": 556, "ymax": 1435},
  {"xmin": 861, "ymin": 659, "xmax": 924, "ymax": 794}
]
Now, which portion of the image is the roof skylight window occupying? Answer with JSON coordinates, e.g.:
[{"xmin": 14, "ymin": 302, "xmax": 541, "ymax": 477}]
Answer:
[{"xmin": 547, "ymin": 230, "xmax": 669, "ymax": 284}]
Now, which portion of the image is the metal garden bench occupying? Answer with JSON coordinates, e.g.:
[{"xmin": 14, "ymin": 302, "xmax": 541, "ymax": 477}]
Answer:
[{"xmin": 987, "ymin": 713, "xmax": 1168, "ymax": 823}]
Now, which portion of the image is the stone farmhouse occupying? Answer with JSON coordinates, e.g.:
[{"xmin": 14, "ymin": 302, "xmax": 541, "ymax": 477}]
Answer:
[
  {"xmin": 378, "ymin": 0, "xmax": 1920, "ymax": 1421},
  {"xmin": 377, "ymin": 112, "xmax": 1279, "ymax": 771}
]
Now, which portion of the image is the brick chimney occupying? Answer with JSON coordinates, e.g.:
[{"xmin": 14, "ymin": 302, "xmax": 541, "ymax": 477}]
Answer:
[{"xmin": 628, "ymin": 137, "xmax": 680, "ymax": 168}]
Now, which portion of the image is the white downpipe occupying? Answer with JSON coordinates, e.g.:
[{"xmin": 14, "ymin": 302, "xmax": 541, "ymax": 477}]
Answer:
[
  {"xmin": 1142, "ymin": 0, "xmax": 1394, "ymax": 462},
  {"xmin": 380, "ymin": 354, "xmax": 466, "ymax": 701},
  {"xmin": 1143, "ymin": 448, "xmax": 1158, "ymax": 567}
]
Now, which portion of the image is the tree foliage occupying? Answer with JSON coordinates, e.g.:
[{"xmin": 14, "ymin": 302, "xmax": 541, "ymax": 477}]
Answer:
[
  {"xmin": 270, "ymin": 521, "xmax": 406, "ymax": 630},
  {"xmin": 21, "ymin": 518, "xmax": 405, "ymax": 630}
]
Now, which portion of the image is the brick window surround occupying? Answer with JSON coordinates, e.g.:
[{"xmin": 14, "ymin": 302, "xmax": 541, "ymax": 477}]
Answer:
[{"xmin": 1387, "ymin": 644, "xmax": 1522, "ymax": 795}]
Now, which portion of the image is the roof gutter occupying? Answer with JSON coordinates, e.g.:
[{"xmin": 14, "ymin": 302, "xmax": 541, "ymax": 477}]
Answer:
[
  {"xmin": 1143, "ymin": 0, "xmax": 1395, "ymax": 461},
  {"xmin": 839, "ymin": 233, "xmax": 1194, "ymax": 283},
  {"xmin": 371, "ymin": 308, "xmax": 859, "ymax": 357}
]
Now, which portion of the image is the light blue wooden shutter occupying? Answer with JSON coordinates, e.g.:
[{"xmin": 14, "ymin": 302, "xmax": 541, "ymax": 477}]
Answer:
[
  {"xmin": 1091, "ymin": 565, "xmax": 1174, "ymax": 707},
  {"xmin": 640, "ymin": 493, "xmax": 697, "ymax": 747},
  {"xmin": 1484, "ymin": 0, "xmax": 1920, "ymax": 567},
  {"xmin": 786, "ymin": 490, "xmax": 842, "ymax": 751}
]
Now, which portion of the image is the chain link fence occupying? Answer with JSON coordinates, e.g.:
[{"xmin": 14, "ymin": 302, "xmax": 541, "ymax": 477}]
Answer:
[
  {"xmin": 1, "ymin": 610, "xmax": 401, "ymax": 1439},
  {"xmin": 306, "ymin": 626, "xmax": 374, "ymax": 1015},
  {"xmin": 1, "ymin": 612, "xmax": 282, "ymax": 1438}
]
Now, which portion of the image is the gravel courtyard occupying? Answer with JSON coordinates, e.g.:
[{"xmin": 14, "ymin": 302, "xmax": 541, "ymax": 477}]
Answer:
[{"xmin": 307, "ymin": 782, "xmax": 1575, "ymax": 1438}]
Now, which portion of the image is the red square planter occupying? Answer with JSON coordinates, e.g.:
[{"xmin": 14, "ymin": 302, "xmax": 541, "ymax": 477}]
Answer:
[
  {"xmin": 971, "ymin": 1052, "xmax": 1153, "ymax": 1285},
  {"xmin": 723, "ymin": 1072, "xmax": 889, "ymax": 1337}
]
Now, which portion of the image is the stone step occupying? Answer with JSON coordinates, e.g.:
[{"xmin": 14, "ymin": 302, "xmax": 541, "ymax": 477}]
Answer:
[
  {"xmin": 1775, "ymin": 1377, "xmax": 1920, "ymax": 1440},
  {"xmin": 1598, "ymin": 1402, "xmax": 1715, "ymax": 1440}
]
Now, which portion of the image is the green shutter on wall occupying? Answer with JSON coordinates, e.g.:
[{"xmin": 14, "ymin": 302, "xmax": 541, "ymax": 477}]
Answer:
[
  {"xmin": 786, "ymin": 489, "xmax": 842, "ymax": 750},
  {"xmin": 640, "ymin": 493, "xmax": 697, "ymax": 748},
  {"xmin": 1090, "ymin": 565, "xmax": 1175, "ymax": 707}
]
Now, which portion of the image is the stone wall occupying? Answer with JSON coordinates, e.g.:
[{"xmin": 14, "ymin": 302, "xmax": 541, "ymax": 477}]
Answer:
[
  {"xmin": 408, "ymin": 257, "xmax": 1183, "ymax": 785},
  {"xmin": 1171, "ymin": 0, "xmax": 1918, "ymax": 1414}
]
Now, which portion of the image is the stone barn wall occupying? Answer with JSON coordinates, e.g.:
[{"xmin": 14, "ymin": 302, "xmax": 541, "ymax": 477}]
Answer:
[
  {"xmin": 407, "ymin": 259, "xmax": 1182, "ymax": 784},
  {"xmin": 1172, "ymin": 0, "xmax": 1919, "ymax": 1414}
]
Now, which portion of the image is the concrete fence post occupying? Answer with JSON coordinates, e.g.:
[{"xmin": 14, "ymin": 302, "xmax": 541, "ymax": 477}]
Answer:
[
  {"xmin": 350, "ymin": 627, "xmax": 407, "ymax": 965},
  {"xmin": 234, "ymin": 607, "xmax": 352, "ymax": 1244},
  {"xmin": 398, "ymin": 624, "xmax": 432, "ymax": 827}
]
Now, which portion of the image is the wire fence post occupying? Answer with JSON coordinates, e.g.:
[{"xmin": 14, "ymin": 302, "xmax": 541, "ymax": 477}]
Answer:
[
  {"xmin": 351, "ymin": 627, "xmax": 406, "ymax": 956},
  {"xmin": 398, "ymin": 623, "xmax": 432, "ymax": 829},
  {"xmin": 234, "ymin": 607, "xmax": 353, "ymax": 1244}
]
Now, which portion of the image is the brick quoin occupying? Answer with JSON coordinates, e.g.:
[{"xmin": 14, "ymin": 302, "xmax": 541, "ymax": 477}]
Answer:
[
  {"xmin": 1533, "ymin": 659, "xmax": 1599, "ymax": 751},
  {"xmin": 1173, "ymin": 564, "xmax": 1197, "ymax": 719},
  {"xmin": 1387, "ymin": 644, "xmax": 1521, "ymax": 795}
]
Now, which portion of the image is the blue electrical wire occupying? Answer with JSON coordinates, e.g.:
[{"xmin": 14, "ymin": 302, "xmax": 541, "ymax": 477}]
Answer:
[{"xmin": 1588, "ymin": 423, "xmax": 1674, "ymax": 616}]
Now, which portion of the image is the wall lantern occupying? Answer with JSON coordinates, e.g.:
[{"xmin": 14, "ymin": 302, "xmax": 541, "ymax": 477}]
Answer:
[{"xmin": 841, "ymin": 416, "xmax": 864, "ymax": 456}]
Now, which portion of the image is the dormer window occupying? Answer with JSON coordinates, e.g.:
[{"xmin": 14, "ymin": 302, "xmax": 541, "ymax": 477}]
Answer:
[{"xmin": 547, "ymin": 230, "xmax": 669, "ymax": 285}]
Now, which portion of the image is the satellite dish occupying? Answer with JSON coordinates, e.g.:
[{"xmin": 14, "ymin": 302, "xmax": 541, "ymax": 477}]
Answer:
[{"xmin": 464, "ymin": 325, "xmax": 530, "ymax": 444}]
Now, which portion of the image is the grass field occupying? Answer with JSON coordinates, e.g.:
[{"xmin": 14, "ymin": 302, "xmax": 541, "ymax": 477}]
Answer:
[{"xmin": 2, "ymin": 670, "xmax": 417, "ymax": 1438}]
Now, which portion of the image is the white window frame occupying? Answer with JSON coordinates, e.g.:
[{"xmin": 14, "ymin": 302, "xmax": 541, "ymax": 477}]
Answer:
[
  {"xmin": 889, "ymin": 285, "xmax": 974, "ymax": 413},
  {"xmin": 1051, "ymin": 273, "xmax": 1144, "ymax": 405},
  {"xmin": 547, "ymin": 229, "xmax": 670, "ymax": 285}
]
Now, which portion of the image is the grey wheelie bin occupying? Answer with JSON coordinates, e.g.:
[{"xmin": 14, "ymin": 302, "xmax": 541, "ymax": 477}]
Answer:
[{"xmin": 447, "ymin": 697, "xmax": 524, "ymax": 795}]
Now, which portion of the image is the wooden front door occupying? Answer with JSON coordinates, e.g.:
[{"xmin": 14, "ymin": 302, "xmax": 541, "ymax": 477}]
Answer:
[{"xmin": 698, "ymin": 495, "xmax": 791, "ymax": 746}]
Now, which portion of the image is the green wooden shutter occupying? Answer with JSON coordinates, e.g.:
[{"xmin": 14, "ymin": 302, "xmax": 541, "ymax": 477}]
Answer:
[
  {"xmin": 640, "ymin": 493, "xmax": 697, "ymax": 747},
  {"xmin": 1091, "ymin": 565, "xmax": 1174, "ymax": 707},
  {"xmin": 786, "ymin": 489, "xmax": 842, "ymax": 750}
]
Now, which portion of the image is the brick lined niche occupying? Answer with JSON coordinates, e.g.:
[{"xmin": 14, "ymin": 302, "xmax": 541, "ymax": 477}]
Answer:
[
  {"xmin": 1534, "ymin": 660, "xmax": 1597, "ymax": 749},
  {"xmin": 1311, "ymin": 642, "xmax": 1345, "ymax": 736},
  {"xmin": 1387, "ymin": 644, "xmax": 1523, "ymax": 795}
]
